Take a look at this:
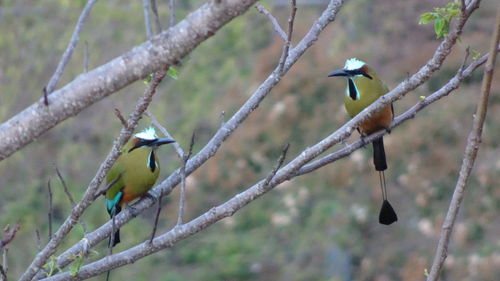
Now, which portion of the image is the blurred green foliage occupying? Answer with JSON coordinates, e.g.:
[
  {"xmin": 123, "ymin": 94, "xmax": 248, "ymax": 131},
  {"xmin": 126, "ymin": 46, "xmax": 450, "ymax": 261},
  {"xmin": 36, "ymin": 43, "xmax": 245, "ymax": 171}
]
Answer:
[{"xmin": 0, "ymin": 0, "xmax": 499, "ymax": 281}]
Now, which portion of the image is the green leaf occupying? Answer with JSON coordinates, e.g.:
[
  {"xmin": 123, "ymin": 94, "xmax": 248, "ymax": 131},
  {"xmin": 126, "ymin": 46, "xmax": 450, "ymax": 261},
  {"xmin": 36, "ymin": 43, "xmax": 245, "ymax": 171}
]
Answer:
[
  {"xmin": 419, "ymin": 12, "xmax": 438, "ymax": 24},
  {"xmin": 472, "ymin": 49, "xmax": 482, "ymax": 60},
  {"xmin": 434, "ymin": 18, "xmax": 445, "ymax": 38},
  {"xmin": 167, "ymin": 67, "xmax": 179, "ymax": 80},
  {"xmin": 143, "ymin": 73, "xmax": 153, "ymax": 84},
  {"xmin": 69, "ymin": 253, "xmax": 84, "ymax": 276}
]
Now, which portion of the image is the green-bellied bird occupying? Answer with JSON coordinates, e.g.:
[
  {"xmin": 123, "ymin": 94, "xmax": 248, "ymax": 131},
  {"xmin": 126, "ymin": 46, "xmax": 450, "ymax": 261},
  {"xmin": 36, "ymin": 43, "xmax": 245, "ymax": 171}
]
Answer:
[
  {"xmin": 105, "ymin": 127, "xmax": 175, "ymax": 246},
  {"xmin": 328, "ymin": 58, "xmax": 398, "ymax": 225}
]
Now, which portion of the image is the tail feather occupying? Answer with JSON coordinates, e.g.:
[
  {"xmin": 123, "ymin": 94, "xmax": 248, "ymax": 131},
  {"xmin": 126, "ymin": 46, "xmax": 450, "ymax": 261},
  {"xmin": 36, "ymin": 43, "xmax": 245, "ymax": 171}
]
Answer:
[
  {"xmin": 379, "ymin": 199, "xmax": 398, "ymax": 225},
  {"xmin": 107, "ymin": 204, "xmax": 122, "ymax": 248},
  {"xmin": 373, "ymin": 138, "xmax": 387, "ymax": 171},
  {"xmin": 109, "ymin": 228, "xmax": 121, "ymax": 247}
]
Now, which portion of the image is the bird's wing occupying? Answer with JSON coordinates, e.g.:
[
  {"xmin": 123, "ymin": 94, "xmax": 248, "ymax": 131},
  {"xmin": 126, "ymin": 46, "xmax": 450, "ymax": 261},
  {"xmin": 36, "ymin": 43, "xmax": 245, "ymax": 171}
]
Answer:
[{"xmin": 105, "ymin": 161, "xmax": 126, "ymax": 200}]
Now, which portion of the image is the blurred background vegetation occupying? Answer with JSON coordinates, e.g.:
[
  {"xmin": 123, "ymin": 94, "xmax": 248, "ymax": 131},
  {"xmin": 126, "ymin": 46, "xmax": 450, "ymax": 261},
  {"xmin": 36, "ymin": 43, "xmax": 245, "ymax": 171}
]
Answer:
[{"xmin": 0, "ymin": 0, "xmax": 499, "ymax": 280}]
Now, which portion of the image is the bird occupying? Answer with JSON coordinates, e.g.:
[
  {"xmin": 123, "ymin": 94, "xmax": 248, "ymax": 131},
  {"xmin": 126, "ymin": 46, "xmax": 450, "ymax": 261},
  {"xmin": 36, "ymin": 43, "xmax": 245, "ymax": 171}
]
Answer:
[
  {"xmin": 105, "ymin": 127, "xmax": 175, "ymax": 247},
  {"xmin": 328, "ymin": 58, "xmax": 398, "ymax": 225}
]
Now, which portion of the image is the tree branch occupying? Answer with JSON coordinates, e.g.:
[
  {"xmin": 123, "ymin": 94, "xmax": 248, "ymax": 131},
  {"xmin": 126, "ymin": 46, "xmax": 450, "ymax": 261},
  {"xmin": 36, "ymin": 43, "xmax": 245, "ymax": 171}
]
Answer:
[
  {"xmin": 177, "ymin": 133, "xmax": 195, "ymax": 226},
  {"xmin": 0, "ymin": 223, "xmax": 20, "ymax": 249},
  {"xmin": 426, "ymin": 6, "xmax": 500, "ymax": 280},
  {"xmin": 150, "ymin": 0, "xmax": 163, "ymax": 32},
  {"xmin": 255, "ymin": 4, "xmax": 287, "ymax": 41},
  {"xmin": 38, "ymin": 0, "xmax": 347, "ymax": 276},
  {"xmin": 20, "ymin": 67, "xmax": 169, "ymax": 281},
  {"xmin": 277, "ymin": 0, "xmax": 297, "ymax": 74},
  {"xmin": 39, "ymin": 0, "xmax": 483, "ymax": 277},
  {"xmin": 142, "ymin": 0, "xmax": 153, "ymax": 40},
  {"xmin": 55, "ymin": 165, "xmax": 89, "ymax": 234},
  {"xmin": 0, "ymin": 0, "xmax": 260, "ymax": 162},
  {"xmin": 45, "ymin": 0, "xmax": 98, "ymax": 95},
  {"xmin": 169, "ymin": 0, "xmax": 176, "ymax": 28}
]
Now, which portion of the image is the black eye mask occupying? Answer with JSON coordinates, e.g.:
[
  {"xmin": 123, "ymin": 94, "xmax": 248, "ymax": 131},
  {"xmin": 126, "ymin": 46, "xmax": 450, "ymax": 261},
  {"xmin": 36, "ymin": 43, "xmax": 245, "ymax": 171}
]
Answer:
[
  {"xmin": 346, "ymin": 69, "xmax": 373, "ymax": 80},
  {"xmin": 128, "ymin": 138, "xmax": 157, "ymax": 153}
]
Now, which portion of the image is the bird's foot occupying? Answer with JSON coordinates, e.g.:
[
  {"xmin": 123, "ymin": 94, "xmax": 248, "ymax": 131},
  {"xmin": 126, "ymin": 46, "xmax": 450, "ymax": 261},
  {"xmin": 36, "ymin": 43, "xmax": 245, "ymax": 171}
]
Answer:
[
  {"xmin": 143, "ymin": 191, "xmax": 157, "ymax": 202},
  {"xmin": 341, "ymin": 139, "xmax": 349, "ymax": 148},
  {"xmin": 359, "ymin": 136, "xmax": 368, "ymax": 146},
  {"xmin": 126, "ymin": 204, "xmax": 139, "ymax": 217}
]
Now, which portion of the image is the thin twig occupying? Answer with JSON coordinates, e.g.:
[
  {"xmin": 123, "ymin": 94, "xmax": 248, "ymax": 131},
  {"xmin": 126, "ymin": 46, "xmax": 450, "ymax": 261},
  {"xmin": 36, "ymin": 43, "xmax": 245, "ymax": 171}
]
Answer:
[
  {"xmin": 146, "ymin": 111, "xmax": 183, "ymax": 156},
  {"xmin": 150, "ymin": 0, "xmax": 163, "ymax": 33},
  {"xmin": 54, "ymin": 165, "xmax": 89, "ymax": 234},
  {"xmin": 114, "ymin": 108, "xmax": 128, "ymax": 128},
  {"xmin": 35, "ymin": 230, "xmax": 41, "ymax": 251},
  {"xmin": 458, "ymin": 46, "xmax": 470, "ymax": 76},
  {"xmin": 149, "ymin": 196, "xmax": 163, "ymax": 244},
  {"xmin": 45, "ymin": 0, "xmax": 98, "ymax": 94},
  {"xmin": 0, "ymin": 258, "xmax": 7, "ymax": 281},
  {"xmin": 264, "ymin": 143, "xmax": 290, "ymax": 185},
  {"xmin": 219, "ymin": 111, "xmax": 226, "ymax": 128},
  {"xmin": 83, "ymin": 41, "xmax": 89, "ymax": 73},
  {"xmin": 47, "ymin": 180, "xmax": 53, "ymax": 241},
  {"xmin": 0, "ymin": 223, "xmax": 20, "ymax": 249},
  {"xmin": 43, "ymin": 88, "xmax": 49, "ymax": 106},
  {"xmin": 143, "ymin": 0, "xmax": 153, "ymax": 40},
  {"xmin": 169, "ymin": 0, "xmax": 176, "ymax": 28},
  {"xmin": 0, "ymin": 248, "xmax": 6, "ymax": 281},
  {"xmin": 1, "ymin": 248, "xmax": 6, "ymax": 273},
  {"xmin": 277, "ymin": 0, "xmax": 297, "ymax": 74},
  {"xmin": 427, "ymin": 6, "xmax": 500, "ymax": 281},
  {"xmin": 177, "ymin": 132, "xmax": 195, "ymax": 226},
  {"xmin": 255, "ymin": 4, "xmax": 287, "ymax": 41},
  {"xmin": 54, "ymin": 166, "xmax": 75, "ymax": 207}
]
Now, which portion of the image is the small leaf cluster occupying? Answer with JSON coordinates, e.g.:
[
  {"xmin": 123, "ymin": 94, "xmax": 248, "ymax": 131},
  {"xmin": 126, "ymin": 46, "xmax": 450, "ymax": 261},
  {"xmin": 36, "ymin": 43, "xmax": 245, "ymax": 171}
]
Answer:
[
  {"xmin": 42, "ymin": 256, "xmax": 62, "ymax": 277},
  {"xmin": 419, "ymin": 2, "xmax": 461, "ymax": 38},
  {"xmin": 143, "ymin": 67, "xmax": 179, "ymax": 84}
]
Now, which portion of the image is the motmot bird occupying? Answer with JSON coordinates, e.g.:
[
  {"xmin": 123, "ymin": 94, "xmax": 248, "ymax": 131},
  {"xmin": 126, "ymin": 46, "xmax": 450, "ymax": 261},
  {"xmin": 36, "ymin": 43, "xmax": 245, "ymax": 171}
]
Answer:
[
  {"xmin": 328, "ymin": 58, "xmax": 398, "ymax": 225},
  {"xmin": 105, "ymin": 127, "xmax": 175, "ymax": 246}
]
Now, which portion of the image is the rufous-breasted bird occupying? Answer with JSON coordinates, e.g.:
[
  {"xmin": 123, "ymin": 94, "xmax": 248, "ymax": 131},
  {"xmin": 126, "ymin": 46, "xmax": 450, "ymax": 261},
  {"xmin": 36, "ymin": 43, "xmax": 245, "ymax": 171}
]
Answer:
[
  {"xmin": 328, "ymin": 58, "xmax": 398, "ymax": 225},
  {"xmin": 105, "ymin": 127, "xmax": 175, "ymax": 246}
]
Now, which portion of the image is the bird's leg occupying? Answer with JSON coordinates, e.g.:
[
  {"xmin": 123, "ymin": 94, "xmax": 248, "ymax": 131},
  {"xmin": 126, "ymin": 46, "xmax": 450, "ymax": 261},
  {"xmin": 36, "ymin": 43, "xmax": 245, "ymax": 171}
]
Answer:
[
  {"xmin": 125, "ymin": 204, "xmax": 139, "ymax": 217},
  {"xmin": 143, "ymin": 191, "xmax": 157, "ymax": 202},
  {"xmin": 357, "ymin": 128, "xmax": 370, "ymax": 148}
]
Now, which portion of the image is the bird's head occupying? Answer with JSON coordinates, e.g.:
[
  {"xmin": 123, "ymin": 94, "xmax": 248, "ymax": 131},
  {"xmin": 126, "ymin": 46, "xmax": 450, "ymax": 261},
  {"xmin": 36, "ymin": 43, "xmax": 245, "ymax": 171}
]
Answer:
[
  {"xmin": 328, "ymin": 58, "xmax": 379, "ymax": 100},
  {"xmin": 126, "ymin": 127, "xmax": 175, "ymax": 153}
]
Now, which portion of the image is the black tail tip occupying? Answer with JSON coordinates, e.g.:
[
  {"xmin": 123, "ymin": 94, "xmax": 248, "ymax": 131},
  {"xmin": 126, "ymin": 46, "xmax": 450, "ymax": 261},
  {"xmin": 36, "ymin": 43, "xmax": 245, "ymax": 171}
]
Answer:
[{"xmin": 379, "ymin": 200, "xmax": 398, "ymax": 225}]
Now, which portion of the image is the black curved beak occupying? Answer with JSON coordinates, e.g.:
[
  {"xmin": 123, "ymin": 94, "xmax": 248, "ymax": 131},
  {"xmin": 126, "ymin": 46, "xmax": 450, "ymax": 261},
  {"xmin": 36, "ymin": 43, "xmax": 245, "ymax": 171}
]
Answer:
[
  {"xmin": 153, "ymin": 138, "xmax": 176, "ymax": 146},
  {"xmin": 328, "ymin": 69, "xmax": 348, "ymax": 77}
]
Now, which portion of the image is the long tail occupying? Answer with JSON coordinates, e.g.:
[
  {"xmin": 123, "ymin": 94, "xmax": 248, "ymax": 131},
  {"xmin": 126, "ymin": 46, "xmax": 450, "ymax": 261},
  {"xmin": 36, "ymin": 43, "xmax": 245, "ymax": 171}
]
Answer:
[
  {"xmin": 373, "ymin": 137, "xmax": 397, "ymax": 225},
  {"xmin": 108, "ymin": 205, "xmax": 122, "ymax": 247},
  {"xmin": 106, "ymin": 205, "xmax": 121, "ymax": 281},
  {"xmin": 109, "ymin": 228, "xmax": 120, "ymax": 247},
  {"xmin": 372, "ymin": 138, "xmax": 387, "ymax": 171}
]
